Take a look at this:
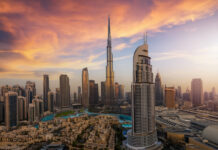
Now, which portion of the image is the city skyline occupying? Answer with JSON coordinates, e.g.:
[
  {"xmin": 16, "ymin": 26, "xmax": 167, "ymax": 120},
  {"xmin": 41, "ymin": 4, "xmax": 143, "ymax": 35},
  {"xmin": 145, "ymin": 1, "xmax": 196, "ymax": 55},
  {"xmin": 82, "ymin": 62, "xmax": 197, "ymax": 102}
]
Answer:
[{"xmin": 0, "ymin": 0, "xmax": 218, "ymax": 93}]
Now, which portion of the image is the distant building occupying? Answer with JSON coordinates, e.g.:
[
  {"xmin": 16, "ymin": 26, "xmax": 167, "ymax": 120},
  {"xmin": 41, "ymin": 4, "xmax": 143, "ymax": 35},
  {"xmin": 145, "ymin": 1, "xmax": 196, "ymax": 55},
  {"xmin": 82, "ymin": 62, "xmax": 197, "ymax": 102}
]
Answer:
[
  {"xmin": 155, "ymin": 73, "xmax": 164, "ymax": 106},
  {"xmin": 118, "ymin": 85, "xmax": 124, "ymax": 99},
  {"xmin": 17, "ymin": 96, "xmax": 25, "ymax": 121},
  {"xmin": 94, "ymin": 83, "xmax": 99, "ymax": 104},
  {"xmin": 73, "ymin": 92, "xmax": 77, "ymax": 103},
  {"xmin": 60, "ymin": 74, "xmax": 70, "ymax": 108},
  {"xmin": 101, "ymin": 81, "xmax": 106, "ymax": 104},
  {"xmin": 43, "ymin": 74, "xmax": 49, "ymax": 111},
  {"xmin": 48, "ymin": 91, "xmax": 54, "ymax": 113},
  {"xmin": 55, "ymin": 88, "xmax": 61, "ymax": 108},
  {"xmin": 25, "ymin": 81, "xmax": 36, "ymax": 104},
  {"xmin": 28, "ymin": 104, "xmax": 35, "ymax": 123},
  {"xmin": 183, "ymin": 88, "xmax": 191, "ymax": 101},
  {"xmin": 176, "ymin": 86, "xmax": 182, "ymax": 98},
  {"xmin": 32, "ymin": 99, "xmax": 44, "ymax": 121},
  {"xmin": 204, "ymin": 92, "xmax": 209, "ymax": 102},
  {"xmin": 0, "ymin": 101, "xmax": 4, "ymax": 123},
  {"xmin": 89, "ymin": 80, "xmax": 95, "ymax": 105},
  {"xmin": 78, "ymin": 86, "xmax": 82, "ymax": 104},
  {"xmin": 165, "ymin": 87, "xmax": 176, "ymax": 109},
  {"xmin": 82, "ymin": 67, "xmax": 89, "ymax": 107},
  {"xmin": 191, "ymin": 78, "xmax": 203, "ymax": 107},
  {"xmin": 5, "ymin": 92, "xmax": 18, "ymax": 130},
  {"xmin": 12, "ymin": 85, "xmax": 25, "ymax": 96},
  {"xmin": 115, "ymin": 82, "xmax": 119, "ymax": 100},
  {"xmin": 125, "ymin": 92, "xmax": 131, "ymax": 104},
  {"xmin": 1, "ymin": 85, "xmax": 12, "ymax": 97}
]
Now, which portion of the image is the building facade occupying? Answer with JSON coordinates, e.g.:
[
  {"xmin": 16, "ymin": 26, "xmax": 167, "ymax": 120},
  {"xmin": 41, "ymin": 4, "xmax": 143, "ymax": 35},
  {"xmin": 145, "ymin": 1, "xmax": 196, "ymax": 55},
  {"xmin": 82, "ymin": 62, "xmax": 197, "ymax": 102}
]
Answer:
[
  {"xmin": 43, "ymin": 74, "xmax": 49, "ymax": 111},
  {"xmin": 191, "ymin": 78, "xmax": 203, "ymax": 107},
  {"xmin": 105, "ymin": 16, "xmax": 115, "ymax": 106},
  {"xmin": 5, "ymin": 92, "xmax": 18, "ymax": 130},
  {"xmin": 165, "ymin": 87, "xmax": 176, "ymax": 109},
  {"xmin": 127, "ymin": 37, "xmax": 161, "ymax": 150},
  {"xmin": 101, "ymin": 81, "xmax": 106, "ymax": 104},
  {"xmin": 82, "ymin": 67, "xmax": 89, "ymax": 107},
  {"xmin": 48, "ymin": 91, "xmax": 54, "ymax": 113},
  {"xmin": 60, "ymin": 74, "xmax": 70, "ymax": 108},
  {"xmin": 155, "ymin": 73, "xmax": 164, "ymax": 106}
]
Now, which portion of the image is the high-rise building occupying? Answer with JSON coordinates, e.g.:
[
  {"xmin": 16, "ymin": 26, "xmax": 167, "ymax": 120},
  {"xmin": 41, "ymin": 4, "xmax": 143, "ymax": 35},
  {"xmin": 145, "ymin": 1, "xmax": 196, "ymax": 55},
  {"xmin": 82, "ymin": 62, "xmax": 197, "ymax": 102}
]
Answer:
[
  {"xmin": 55, "ymin": 88, "xmax": 61, "ymax": 108},
  {"xmin": 73, "ymin": 92, "xmax": 77, "ymax": 103},
  {"xmin": 101, "ymin": 81, "xmax": 106, "ymax": 104},
  {"xmin": 0, "ymin": 101, "xmax": 4, "ymax": 123},
  {"xmin": 118, "ymin": 85, "xmax": 124, "ymax": 99},
  {"xmin": 32, "ymin": 99, "xmax": 44, "ymax": 121},
  {"xmin": 155, "ymin": 73, "xmax": 164, "ymax": 106},
  {"xmin": 60, "ymin": 74, "xmax": 70, "ymax": 108},
  {"xmin": 5, "ymin": 92, "xmax": 18, "ymax": 130},
  {"xmin": 25, "ymin": 81, "xmax": 36, "ymax": 104},
  {"xmin": 204, "ymin": 92, "xmax": 209, "ymax": 102},
  {"xmin": 115, "ymin": 82, "xmax": 119, "ymax": 100},
  {"xmin": 105, "ymin": 16, "xmax": 115, "ymax": 106},
  {"xmin": 127, "ymin": 36, "xmax": 161, "ymax": 150},
  {"xmin": 48, "ymin": 91, "xmax": 54, "ymax": 113},
  {"xmin": 28, "ymin": 104, "xmax": 35, "ymax": 123},
  {"xmin": 17, "ymin": 96, "xmax": 25, "ymax": 121},
  {"xmin": 191, "ymin": 78, "xmax": 203, "ymax": 107},
  {"xmin": 82, "ymin": 68, "xmax": 89, "ymax": 107},
  {"xmin": 89, "ymin": 80, "xmax": 95, "ymax": 105},
  {"xmin": 78, "ymin": 86, "xmax": 82, "ymax": 104},
  {"xmin": 43, "ymin": 74, "xmax": 49, "ymax": 111},
  {"xmin": 12, "ymin": 85, "xmax": 25, "ymax": 96},
  {"xmin": 176, "ymin": 86, "xmax": 182, "ymax": 98},
  {"xmin": 183, "ymin": 88, "xmax": 191, "ymax": 101},
  {"xmin": 94, "ymin": 83, "xmax": 99, "ymax": 104},
  {"xmin": 165, "ymin": 87, "xmax": 176, "ymax": 109}
]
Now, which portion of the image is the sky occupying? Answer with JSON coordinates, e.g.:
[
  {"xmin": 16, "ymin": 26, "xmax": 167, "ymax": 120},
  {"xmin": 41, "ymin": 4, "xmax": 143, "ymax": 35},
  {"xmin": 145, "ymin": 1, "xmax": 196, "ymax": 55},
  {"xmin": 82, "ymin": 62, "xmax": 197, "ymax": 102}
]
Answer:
[{"xmin": 0, "ymin": 0, "xmax": 218, "ymax": 95}]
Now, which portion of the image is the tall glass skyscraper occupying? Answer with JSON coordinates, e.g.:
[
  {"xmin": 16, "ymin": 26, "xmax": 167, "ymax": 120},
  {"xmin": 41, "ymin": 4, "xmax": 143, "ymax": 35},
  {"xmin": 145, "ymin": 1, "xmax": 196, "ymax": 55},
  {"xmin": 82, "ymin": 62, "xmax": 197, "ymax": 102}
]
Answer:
[
  {"xmin": 126, "ymin": 36, "xmax": 162, "ymax": 150},
  {"xmin": 82, "ymin": 67, "xmax": 89, "ymax": 107}
]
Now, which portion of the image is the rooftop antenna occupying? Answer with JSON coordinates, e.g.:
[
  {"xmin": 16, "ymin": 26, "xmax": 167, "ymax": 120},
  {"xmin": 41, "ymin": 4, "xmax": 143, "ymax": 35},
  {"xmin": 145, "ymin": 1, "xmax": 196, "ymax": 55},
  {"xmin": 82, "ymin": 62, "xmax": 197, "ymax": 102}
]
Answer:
[{"xmin": 144, "ymin": 32, "xmax": 148, "ymax": 44}]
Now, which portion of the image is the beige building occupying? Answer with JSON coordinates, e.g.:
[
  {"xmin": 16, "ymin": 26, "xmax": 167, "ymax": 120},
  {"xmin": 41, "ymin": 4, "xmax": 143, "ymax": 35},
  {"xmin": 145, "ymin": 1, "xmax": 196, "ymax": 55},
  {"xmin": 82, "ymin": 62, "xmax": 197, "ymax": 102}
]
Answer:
[{"xmin": 165, "ymin": 87, "xmax": 176, "ymax": 109}]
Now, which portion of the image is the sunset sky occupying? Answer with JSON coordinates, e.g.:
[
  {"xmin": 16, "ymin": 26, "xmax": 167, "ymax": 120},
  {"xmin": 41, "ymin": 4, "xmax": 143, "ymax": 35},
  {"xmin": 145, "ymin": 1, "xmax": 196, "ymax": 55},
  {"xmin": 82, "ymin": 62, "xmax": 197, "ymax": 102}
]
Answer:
[{"xmin": 0, "ymin": 0, "xmax": 218, "ymax": 94}]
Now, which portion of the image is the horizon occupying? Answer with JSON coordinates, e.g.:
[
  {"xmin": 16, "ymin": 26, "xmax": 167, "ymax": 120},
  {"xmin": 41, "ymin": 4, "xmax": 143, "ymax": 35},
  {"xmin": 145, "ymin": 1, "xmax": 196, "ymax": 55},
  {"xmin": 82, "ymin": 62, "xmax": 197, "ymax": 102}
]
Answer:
[{"xmin": 0, "ymin": 0, "xmax": 218, "ymax": 94}]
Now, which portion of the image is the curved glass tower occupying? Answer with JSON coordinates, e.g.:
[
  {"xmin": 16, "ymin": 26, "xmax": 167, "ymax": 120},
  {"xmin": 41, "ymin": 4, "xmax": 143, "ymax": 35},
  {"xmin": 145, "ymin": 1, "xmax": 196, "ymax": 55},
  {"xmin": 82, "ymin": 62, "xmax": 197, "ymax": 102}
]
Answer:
[{"xmin": 126, "ymin": 37, "xmax": 162, "ymax": 150}]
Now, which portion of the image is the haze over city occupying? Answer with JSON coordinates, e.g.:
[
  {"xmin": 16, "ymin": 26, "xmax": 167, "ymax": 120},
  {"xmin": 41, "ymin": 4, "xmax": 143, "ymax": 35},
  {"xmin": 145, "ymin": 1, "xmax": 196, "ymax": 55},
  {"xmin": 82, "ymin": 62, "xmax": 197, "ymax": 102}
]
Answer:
[{"xmin": 0, "ymin": 0, "xmax": 218, "ymax": 93}]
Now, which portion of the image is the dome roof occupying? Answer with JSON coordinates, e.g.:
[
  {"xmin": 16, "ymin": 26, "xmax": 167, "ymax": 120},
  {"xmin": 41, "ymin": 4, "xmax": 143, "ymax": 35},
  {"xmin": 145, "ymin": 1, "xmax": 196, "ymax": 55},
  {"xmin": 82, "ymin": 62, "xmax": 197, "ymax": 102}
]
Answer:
[
  {"xmin": 202, "ymin": 125, "xmax": 218, "ymax": 144},
  {"xmin": 134, "ymin": 43, "xmax": 148, "ymax": 58}
]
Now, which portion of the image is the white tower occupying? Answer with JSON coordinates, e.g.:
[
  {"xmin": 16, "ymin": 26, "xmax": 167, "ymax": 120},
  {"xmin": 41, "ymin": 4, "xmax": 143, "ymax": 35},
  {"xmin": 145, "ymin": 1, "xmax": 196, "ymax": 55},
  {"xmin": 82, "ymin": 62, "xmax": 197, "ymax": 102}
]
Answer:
[{"xmin": 126, "ymin": 34, "xmax": 162, "ymax": 150}]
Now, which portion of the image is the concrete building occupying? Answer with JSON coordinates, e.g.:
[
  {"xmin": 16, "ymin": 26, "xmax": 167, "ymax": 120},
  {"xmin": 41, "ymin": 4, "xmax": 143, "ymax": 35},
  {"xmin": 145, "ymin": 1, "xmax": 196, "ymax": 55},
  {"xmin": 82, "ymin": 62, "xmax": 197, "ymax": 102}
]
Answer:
[
  {"xmin": 60, "ymin": 74, "xmax": 70, "ymax": 108},
  {"xmin": 94, "ymin": 83, "xmax": 99, "ymax": 105},
  {"xmin": 32, "ymin": 99, "xmax": 44, "ymax": 121},
  {"xmin": 25, "ymin": 81, "xmax": 36, "ymax": 104},
  {"xmin": 55, "ymin": 88, "xmax": 61, "ymax": 108},
  {"xmin": 82, "ymin": 67, "xmax": 89, "ymax": 107},
  {"xmin": 105, "ymin": 16, "xmax": 115, "ymax": 106},
  {"xmin": 191, "ymin": 78, "xmax": 203, "ymax": 107},
  {"xmin": 78, "ymin": 86, "xmax": 82, "ymax": 104},
  {"xmin": 101, "ymin": 81, "xmax": 106, "ymax": 104},
  {"xmin": 48, "ymin": 91, "xmax": 54, "ymax": 113},
  {"xmin": 115, "ymin": 82, "xmax": 119, "ymax": 100},
  {"xmin": 5, "ymin": 92, "xmax": 18, "ymax": 130},
  {"xmin": 155, "ymin": 73, "xmax": 164, "ymax": 106},
  {"xmin": 118, "ymin": 84, "xmax": 124, "ymax": 99},
  {"xmin": 28, "ymin": 103, "xmax": 35, "ymax": 123},
  {"xmin": 0, "ymin": 101, "xmax": 4, "ymax": 123},
  {"xmin": 165, "ymin": 87, "xmax": 176, "ymax": 109},
  {"xmin": 73, "ymin": 92, "xmax": 77, "ymax": 103},
  {"xmin": 43, "ymin": 74, "xmax": 49, "ymax": 111},
  {"xmin": 89, "ymin": 80, "xmax": 95, "ymax": 105},
  {"xmin": 126, "ymin": 36, "xmax": 161, "ymax": 150},
  {"xmin": 17, "ymin": 96, "xmax": 25, "ymax": 121}
]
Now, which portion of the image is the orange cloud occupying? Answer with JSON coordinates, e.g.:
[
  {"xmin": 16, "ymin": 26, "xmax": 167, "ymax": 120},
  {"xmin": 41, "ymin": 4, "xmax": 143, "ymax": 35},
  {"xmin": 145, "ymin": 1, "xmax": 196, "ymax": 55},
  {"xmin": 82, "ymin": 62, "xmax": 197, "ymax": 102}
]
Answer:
[{"xmin": 0, "ymin": 0, "xmax": 217, "ymax": 78}]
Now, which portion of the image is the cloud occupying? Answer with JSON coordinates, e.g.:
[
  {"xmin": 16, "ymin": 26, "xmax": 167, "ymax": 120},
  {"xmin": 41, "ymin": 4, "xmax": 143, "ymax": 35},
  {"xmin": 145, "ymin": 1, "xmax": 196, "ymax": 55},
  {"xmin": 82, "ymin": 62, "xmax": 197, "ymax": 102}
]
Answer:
[
  {"xmin": 114, "ymin": 43, "xmax": 128, "ymax": 51},
  {"xmin": 0, "ymin": 0, "xmax": 217, "ymax": 78}
]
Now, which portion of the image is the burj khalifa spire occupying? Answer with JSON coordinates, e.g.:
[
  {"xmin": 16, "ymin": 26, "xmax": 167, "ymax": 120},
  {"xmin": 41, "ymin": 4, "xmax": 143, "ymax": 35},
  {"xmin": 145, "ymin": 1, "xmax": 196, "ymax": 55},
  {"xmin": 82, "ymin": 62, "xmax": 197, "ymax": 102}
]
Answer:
[{"xmin": 105, "ymin": 16, "xmax": 115, "ymax": 106}]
